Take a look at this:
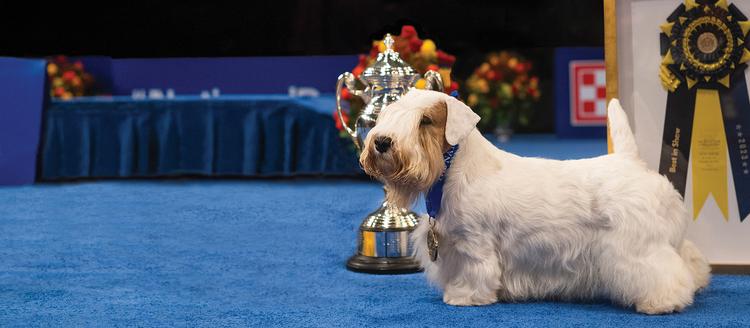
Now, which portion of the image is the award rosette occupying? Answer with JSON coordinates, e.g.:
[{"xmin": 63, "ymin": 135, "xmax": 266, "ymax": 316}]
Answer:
[{"xmin": 658, "ymin": 0, "xmax": 750, "ymax": 221}]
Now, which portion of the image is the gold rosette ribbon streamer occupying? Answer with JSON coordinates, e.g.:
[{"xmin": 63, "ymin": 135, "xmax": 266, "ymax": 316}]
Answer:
[
  {"xmin": 692, "ymin": 89, "xmax": 728, "ymax": 219},
  {"xmin": 658, "ymin": 0, "xmax": 750, "ymax": 221}
]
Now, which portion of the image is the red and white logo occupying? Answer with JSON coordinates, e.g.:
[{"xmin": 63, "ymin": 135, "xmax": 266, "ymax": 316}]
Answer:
[{"xmin": 570, "ymin": 60, "xmax": 607, "ymax": 126}]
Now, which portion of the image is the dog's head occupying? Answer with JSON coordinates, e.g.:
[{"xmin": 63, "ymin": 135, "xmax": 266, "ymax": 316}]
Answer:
[{"xmin": 360, "ymin": 89, "xmax": 480, "ymax": 208}]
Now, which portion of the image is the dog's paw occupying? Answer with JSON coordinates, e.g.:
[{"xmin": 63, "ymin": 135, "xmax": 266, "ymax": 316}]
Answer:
[
  {"xmin": 443, "ymin": 293, "xmax": 497, "ymax": 307},
  {"xmin": 635, "ymin": 303, "xmax": 682, "ymax": 315},
  {"xmin": 634, "ymin": 274, "xmax": 695, "ymax": 315},
  {"xmin": 635, "ymin": 299, "xmax": 690, "ymax": 315}
]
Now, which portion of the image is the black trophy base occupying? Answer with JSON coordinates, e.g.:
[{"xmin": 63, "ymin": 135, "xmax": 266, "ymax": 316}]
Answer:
[{"xmin": 346, "ymin": 254, "xmax": 422, "ymax": 274}]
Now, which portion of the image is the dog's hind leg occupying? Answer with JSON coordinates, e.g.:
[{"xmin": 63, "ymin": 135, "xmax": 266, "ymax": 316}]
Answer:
[
  {"xmin": 679, "ymin": 240, "xmax": 711, "ymax": 292},
  {"xmin": 603, "ymin": 244, "xmax": 695, "ymax": 314}
]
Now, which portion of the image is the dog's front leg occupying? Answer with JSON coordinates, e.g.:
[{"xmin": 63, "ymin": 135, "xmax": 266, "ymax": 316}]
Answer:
[{"xmin": 439, "ymin": 236, "xmax": 503, "ymax": 306}]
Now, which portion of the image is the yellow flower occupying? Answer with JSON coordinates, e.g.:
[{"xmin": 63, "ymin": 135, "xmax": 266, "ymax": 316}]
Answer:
[
  {"xmin": 478, "ymin": 63, "xmax": 490, "ymax": 74},
  {"xmin": 477, "ymin": 79, "xmax": 489, "ymax": 94},
  {"xmin": 489, "ymin": 55, "xmax": 500, "ymax": 67},
  {"xmin": 500, "ymin": 83, "xmax": 512, "ymax": 98},
  {"xmin": 62, "ymin": 91, "xmax": 73, "ymax": 100},
  {"xmin": 415, "ymin": 78, "xmax": 427, "ymax": 89},
  {"xmin": 439, "ymin": 68, "xmax": 451, "ymax": 88},
  {"xmin": 468, "ymin": 94, "xmax": 479, "ymax": 106},
  {"xmin": 47, "ymin": 63, "xmax": 58, "ymax": 76},
  {"xmin": 52, "ymin": 77, "xmax": 63, "ymax": 87},
  {"xmin": 376, "ymin": 41, "xmax": 386, "ymax": 52},
  {"xmin": 466, "ymin": 77, "xmax": 478, "ymax": 91},
  {"xmin": 508, "ymin": 57, "xmax": 518, "ymax": 69},
  {"xmin": 420, "ymin": 39, "xmax": 436, "ymax": 55}
]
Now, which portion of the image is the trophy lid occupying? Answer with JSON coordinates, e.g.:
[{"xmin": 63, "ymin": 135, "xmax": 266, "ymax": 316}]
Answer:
[{"xmin": 361, "ymin": 34, "xmax": 417, "ymax": 81}]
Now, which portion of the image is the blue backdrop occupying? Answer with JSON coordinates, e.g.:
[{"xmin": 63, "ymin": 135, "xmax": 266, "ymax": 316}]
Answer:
[
  {"xmin": 79, "ymin": 56, "xmax": 359, "ymax": 96},
  {"xmin": 0, "ymin": 57, "xmax": 46, "ymax": 185}
]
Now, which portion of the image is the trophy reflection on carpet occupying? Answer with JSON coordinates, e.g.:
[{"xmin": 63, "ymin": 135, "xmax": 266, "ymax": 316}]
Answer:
[{"xmin": 336, "ymin": 34, "xmax": 443, "ymax": 273}]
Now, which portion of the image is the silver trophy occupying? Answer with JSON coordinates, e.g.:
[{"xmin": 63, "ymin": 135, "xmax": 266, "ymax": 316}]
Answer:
[{"xmin": 336, "ymin": 34, "xmax": 443, "ymax": 273}]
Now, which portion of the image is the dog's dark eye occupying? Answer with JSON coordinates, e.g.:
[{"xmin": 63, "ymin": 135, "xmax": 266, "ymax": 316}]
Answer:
[{"xmin": 420, "ymin": 116, "xmax": 432, "ymax": 126}]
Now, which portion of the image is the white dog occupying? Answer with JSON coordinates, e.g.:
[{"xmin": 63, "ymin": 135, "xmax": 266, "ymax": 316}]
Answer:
[{"xmin": 359, "ymin": 89, "xmax": 710, "ymax": 314}]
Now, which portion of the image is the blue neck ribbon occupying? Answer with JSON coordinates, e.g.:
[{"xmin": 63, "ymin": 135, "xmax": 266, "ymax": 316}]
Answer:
[{"xmin": 425, "ymin": 144, "xmax": 459, "ymax": 219}]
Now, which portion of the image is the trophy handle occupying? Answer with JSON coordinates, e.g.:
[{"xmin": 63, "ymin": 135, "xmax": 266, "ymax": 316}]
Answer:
[
  {"xmin": 344, "ymin": 73, "xmax": 371, "ymax": 103},
  {"xmin": 423, "ymin": 70, "xmax": 444, "ymax": 92},
  {"xmin": 336, "ymin": 72, "xmax": 359, "ymax": 144}
]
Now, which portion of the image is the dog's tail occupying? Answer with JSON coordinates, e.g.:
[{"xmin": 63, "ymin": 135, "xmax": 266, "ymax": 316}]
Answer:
[{"xmin": 607, "ymin": 99, "xmax": 639, "ymax": 158}]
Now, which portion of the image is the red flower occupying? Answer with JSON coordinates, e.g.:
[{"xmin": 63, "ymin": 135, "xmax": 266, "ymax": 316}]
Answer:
[
  {"xmin": 358, "ymin": 54, "xmax": 367, "ymax": 66},
  {"xmin": 494, "ymin": 70, "xmax": 504, "ymax": 81},
  {"xmin": 528, "ymin": 86, "xmax": 540, "ymax": 98},
  {"xmin": 408, "ymin": 38, "xmax": 423, "ymax": 53},
  {"xmin": 73, "ymin": 61, "xmax": 84, "ymax": 71},
  {"xmin": 53, "ymin": 86, "xmax": 65, "ymax": 97},
  {"xmin": 62, "ymin": 71, "xmax": 76, "ymax": 81},
  {"xmin": 341, "ymin": 87, "xmax": 351, "ymax": 101},
  {"xmin": 369, "ymin": 44, "xmax": 379, "ymax": 59},
  {"xmin": 427, "ymin": 64, "xmax": 439, "ymax": 72},
  {"xmin": 486, "ymin": 70, "xmax": 498, "ymax": 81},
  {"xmin": 400, "ymin": 25, "xmax": 417, "ymax": 39},
  {"xmin": 514, "ymin": 62, "xmax": 532, "ymax": 74},
  {"xmin": 437, "ymin": 51, "xmax": 456, "ymax": 66},
  {"xmin": 352, "ymin": 65, "xmax": 364, "ymax": 77},
  {"xmin": 334, "ymin": 110, "xmax": 349, "ymax": 131},
  {"xmin": 448, "ymin": 81, "xmax": 459, "ymax": 93}
]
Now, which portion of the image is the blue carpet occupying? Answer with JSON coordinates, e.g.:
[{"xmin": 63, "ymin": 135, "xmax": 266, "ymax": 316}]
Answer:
[
  {"xmin": 0, "ymin": 138, "xmax": 748, "ymax": 327},
  {"xmin": 2, "ymin": 181, "xmax": 749, "ymax": 327}
]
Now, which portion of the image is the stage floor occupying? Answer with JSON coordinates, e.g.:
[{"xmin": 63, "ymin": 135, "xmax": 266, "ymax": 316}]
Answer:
[{"xmin": 1, "ymin": 139, "xmax": 748, "ymax": 327}]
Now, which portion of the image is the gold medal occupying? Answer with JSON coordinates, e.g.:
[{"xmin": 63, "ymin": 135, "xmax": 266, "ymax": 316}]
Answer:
[{"xmin": 427, "ymin": 218, "xmax": 439, "ymax": 262}]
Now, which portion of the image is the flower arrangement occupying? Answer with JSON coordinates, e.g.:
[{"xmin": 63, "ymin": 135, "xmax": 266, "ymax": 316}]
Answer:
[
  {"xmin": 336, "ymin": 25, "xmax": 458, "ymax": 136},
  {"xmin": 464, "ymin": 51, "xmax": 541, "ymax": 136},
  {"xmin": 46, "ymin": 56, "xmax": 96, "ymax": 100}
]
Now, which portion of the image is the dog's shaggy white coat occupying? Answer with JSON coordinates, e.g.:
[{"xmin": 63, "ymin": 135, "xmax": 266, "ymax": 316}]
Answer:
[{"xmin": 361, "ymin": 90, "xmax": 710, "ymax": 314}]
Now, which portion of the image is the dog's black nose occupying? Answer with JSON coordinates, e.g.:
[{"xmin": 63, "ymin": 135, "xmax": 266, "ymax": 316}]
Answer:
[{"xmin": 374, "ymin": 136, "xmax": 392, "ymax": 153}]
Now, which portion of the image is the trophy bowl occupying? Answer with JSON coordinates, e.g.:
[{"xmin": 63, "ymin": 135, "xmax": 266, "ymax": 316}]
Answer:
[{"xmin": 336, "ymin": 34, "xmax": 443, "ymax": 273}]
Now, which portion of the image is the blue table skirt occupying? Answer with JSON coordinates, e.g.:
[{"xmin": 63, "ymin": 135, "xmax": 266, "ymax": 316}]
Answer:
[{"xmin": 39, "ymin": 95, "xmax": 361, "ymax": 180}]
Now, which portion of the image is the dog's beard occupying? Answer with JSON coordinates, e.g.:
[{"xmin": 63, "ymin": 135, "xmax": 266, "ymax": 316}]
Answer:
[{"xmin": 360, "ymin": 139, "xmax": 445, "ymax": 209}]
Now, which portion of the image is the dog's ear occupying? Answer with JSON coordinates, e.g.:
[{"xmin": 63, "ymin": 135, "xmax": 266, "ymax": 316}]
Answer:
[{"xmin": 444, "ymin": 96, "xmax": 481, "ymax": 145}]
